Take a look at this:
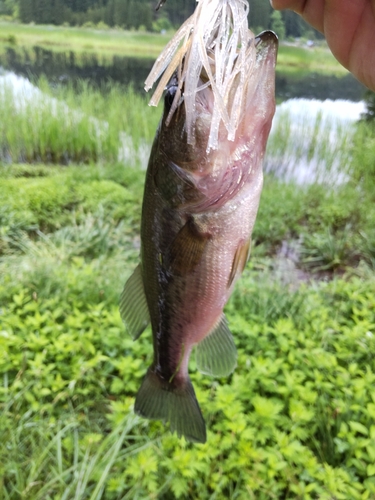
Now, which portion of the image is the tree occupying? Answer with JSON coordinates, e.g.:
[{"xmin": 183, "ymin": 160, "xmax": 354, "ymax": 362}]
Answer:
[
  {"xmin": 162, "ymin": 0, "xmax": 195, "ymax": 27},
  {"xmin": 282, "ymin": 9, "xmax": 303, "ymax": 38},
  {"xmin": 0, "ymin": 0, "xmax": 16, "ymax": 15},
  {"xmin": 104, "ymin": 0, "xmax": 115, "ymax": 25},
  {"xmin": 50, "ymin": 0, "xmax": 67, "ymax": 24},
  {"xmin": 249, "ymin": 0, "xmax": 271, "ymax": 32},
  {"xmin": 270, "ymin": 10, "xmax": 285, "ymax": 40},
  {"xmin": 13, "ymin": 0, "xmax": 282, "ymax": 32},
  {"xmin": 19, "ymin": 0, "xmax": 34, "ymax": 22}
]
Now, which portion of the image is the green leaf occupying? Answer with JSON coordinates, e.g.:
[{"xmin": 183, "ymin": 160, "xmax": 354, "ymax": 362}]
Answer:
[{"xmin": 349, "ymin": 421, "xmax": 369, "ymax": 436}]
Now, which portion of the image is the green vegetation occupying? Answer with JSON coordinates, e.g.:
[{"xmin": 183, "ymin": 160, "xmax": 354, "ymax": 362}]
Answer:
[
  {"xmin": 276, "ymin": 45, "xmax": 348, "ymax": 76},
  {"xmin": 1, "ymin": 164, "xmax": 375, "ymax": 497},
  {"xmin": 2, "ymin": 0, "xmax": 317, "ymax": 41},
  {"xmin": 266, "ymin": 111, "xmax": 353, "ymax": 181},
  {"xmin": 270, "ymin": 10, "xmax": 285, "ymax": 41},
  {"xmin": 2, "ymin": 72, "xmax": 375, "ymax": 497},
  {"xmin": 0, "ymin": 20, "xmax": 348, "ymax": 79},
  {"xmin": 0, "ymin": 21, "xmax": 172, "ymax": 58},
  {"xmin": 0, "ymin": 77, "xmax": 160, "ymax": 164},
  {"xmin": 0, "ymin": 16, "xmax": 344, "ymax": 72}
]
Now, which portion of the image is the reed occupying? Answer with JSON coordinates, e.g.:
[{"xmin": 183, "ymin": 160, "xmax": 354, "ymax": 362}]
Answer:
[
  {"xmin": 265, "ymin": 105, "xmax": 355, "ymax": 186},
  {"xmin": 0, "ymin": 72, "xmax": 357, "ymax": 182},
  {"xmin": 0, "ymin": 76, "xmax": 160, "ymax": 166}
]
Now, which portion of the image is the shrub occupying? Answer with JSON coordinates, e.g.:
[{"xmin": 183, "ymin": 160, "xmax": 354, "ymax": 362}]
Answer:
[
  {"xmin": 300, "ymin": 229, "xmax": 358, "ymax": 273},
  {"xmin": 96, "ymin": 21, "xmax": 109, "ymax": 30},
  {"xmin": 6, "ymin": 34, "xmax": 17, "ymax": 45},
  {"xmin": 82, "ymin": 21, "xmax": 95, "ymax": 29},
  {"xmin": 0, "ymin": 172, "xmax": 143, "ymax": 231}
]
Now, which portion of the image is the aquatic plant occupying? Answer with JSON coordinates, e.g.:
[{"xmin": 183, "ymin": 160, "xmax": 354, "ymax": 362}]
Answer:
[
  {"xmin": 0, "ymin": 76, "xmax": 159, "ymax": 165},
  {"xmin": 265, "ymin": 99, "xmax": 359, "ymax": 185}
]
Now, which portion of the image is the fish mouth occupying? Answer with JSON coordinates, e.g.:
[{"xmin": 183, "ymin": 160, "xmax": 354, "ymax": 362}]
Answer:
[
  {"xmin": 255, "ymin": 30, "xmax": 278, "ymax": 48},
  {"xmin": 159, "ymin": 28, "xmax": 278, "ymax": 159},
  {"xmin": 164, "ymin": 70, "xmax": 214, "ymax": 121}
]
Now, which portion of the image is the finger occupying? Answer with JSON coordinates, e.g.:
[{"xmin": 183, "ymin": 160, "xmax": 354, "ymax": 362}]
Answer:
[
  {"xmin": 324, "ymin": 0, "xmax": 375, "ymax": 89},
  {"xmin": 270, "ymin": 0, "xmax": 305, "ymax": 10}
]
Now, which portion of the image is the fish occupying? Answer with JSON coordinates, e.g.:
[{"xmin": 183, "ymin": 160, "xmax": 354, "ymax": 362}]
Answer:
[{"xmin": 120, "ymin": 30, "xmax": 278, "ymax": 443}]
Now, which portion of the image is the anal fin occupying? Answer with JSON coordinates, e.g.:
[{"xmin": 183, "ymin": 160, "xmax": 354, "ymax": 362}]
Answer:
[
  {"xmin": 195, "ymin": 314, "xmax": 237, "ymax": 377},
  {"xmin": 119, "ymin": 264, "xmax": 150, "ymax": 340}
]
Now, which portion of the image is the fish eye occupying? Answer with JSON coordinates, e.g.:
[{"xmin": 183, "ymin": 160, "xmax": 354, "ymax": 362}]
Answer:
[{"xmin": 164, "ymin": 84, "xmax": 178, "ymax": 112}]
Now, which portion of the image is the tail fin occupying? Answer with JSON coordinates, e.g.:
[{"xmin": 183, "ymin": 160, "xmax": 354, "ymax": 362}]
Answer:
[{"xmin": 134, "ymin": 369, "xmax": 206, "ymax": 443}]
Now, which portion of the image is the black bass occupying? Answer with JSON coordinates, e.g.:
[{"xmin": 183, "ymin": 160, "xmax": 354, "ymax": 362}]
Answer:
[{"xmin": 120, "ymin": 31, "xmax": 278, "ymax": 443}]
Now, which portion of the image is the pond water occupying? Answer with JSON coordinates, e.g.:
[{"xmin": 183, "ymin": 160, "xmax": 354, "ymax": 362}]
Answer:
[
  {"xmin": 265, "ymin": 98, "xmax": 365, "ymax": 184},
  {"xmin": 0, "ymin": 45, "xmax": 367, "ymax": 101},
  {"xmin": 0, "ymin": 64, "xmax": 366, "ymax": 185}
]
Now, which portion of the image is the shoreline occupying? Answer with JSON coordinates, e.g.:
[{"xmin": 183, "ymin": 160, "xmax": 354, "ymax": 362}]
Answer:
[{"xmin": 0, "ymin": 20, "xmax": 349, "ymax": 77}]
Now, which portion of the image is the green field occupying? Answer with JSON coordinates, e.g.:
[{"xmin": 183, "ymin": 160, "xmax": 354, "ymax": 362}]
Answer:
[
  {"xmin": 0, "ymin": 21, "xmax": 172, "ymax": 58},
  {"xmin": 0, "ymin": 21, "xmax": 349, "ymax": 75},
  {"xmin": 1, "ymin": 45, "xmax": 375, "ymax": 498},
  {"xmin": 276, "ymin": 44, "xmax": 348, "ymax": 76}
]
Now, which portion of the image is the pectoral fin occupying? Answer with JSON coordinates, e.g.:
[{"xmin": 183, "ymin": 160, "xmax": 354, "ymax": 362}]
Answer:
[
  {"xmin": 195, "ymin": 315, "xmax": 237, "ymax": 377},
  {"xmin": 169, "ymin": 217, "xmax": 210, "ymax": 276},
  {"xmin": 227, "ymin": 238, "xmax": 251, "ymax": 288},
  {"xmin": 119, "ymin": 264, "xmax": 150, "ymax": 340}
]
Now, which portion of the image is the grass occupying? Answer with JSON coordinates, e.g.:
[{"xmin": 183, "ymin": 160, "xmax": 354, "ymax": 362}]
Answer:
[
  {"xmin": 265, "ymin": 107, "xmax": 354, "ymax": 185},
  {"xmin": 0, "ymin": 21, "xmax": 173, "ymax": 59},
  {"xmin": 0, "ymin": 74, "xmax": 355, "ymax": 174},
  {"xmin": 0, "ymin": 21, "xmax": 349, "ymax": 76},
  {"xmin": 1, "ymin": 68, "xmax": 375, "ymax": 498},
  {"xmin": 276, "ymin": 44, "xmax": 348, "ymax": 77},
  {"xmin": 1, "ymin": 408, "xmax": 149, "ymax": 500},
  {"xmin": 0, "ymin": 77, "xmax": 159, "ymax": 165}
]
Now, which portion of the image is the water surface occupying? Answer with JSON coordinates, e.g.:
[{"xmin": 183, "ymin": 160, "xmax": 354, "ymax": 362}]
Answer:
[
  {"xmin": 0, "ymin": 45, "xmax": 367, "ymax": 101},
  {"xmin": 1, "ymin": 69, "xmax": 365, "ymax": 184}
]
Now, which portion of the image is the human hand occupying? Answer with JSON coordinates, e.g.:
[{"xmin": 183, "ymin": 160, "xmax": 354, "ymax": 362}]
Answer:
[{"xmin": 271, "ymin": 0, "xmax": 375, "ymax": 91}]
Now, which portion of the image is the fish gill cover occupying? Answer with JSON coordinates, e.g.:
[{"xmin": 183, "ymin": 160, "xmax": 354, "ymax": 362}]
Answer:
[{"xmin": 145, "ymin": 0, "xmax": 255, "ymax": 152}]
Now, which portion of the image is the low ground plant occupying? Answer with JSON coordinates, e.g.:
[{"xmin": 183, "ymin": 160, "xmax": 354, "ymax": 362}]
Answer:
[
  {"xmin": 1, "ymin": 156, "xmax": 375, "ymax": 498},
  {"xmin": 300, "ymin": 229, "xmax": 358, "ymax": 273},
  {"xmin": 0, "ymin": 21, "xmax": 173, "ymax": 58},
  {"xmin": 1, "ymin": 261, "xmax": 375, "ymax": 498}
]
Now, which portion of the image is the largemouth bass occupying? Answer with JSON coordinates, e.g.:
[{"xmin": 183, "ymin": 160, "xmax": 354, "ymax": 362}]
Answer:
[{"xmin": 120, "ymin": 31, "xmax": 278, "ymax": 443}]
